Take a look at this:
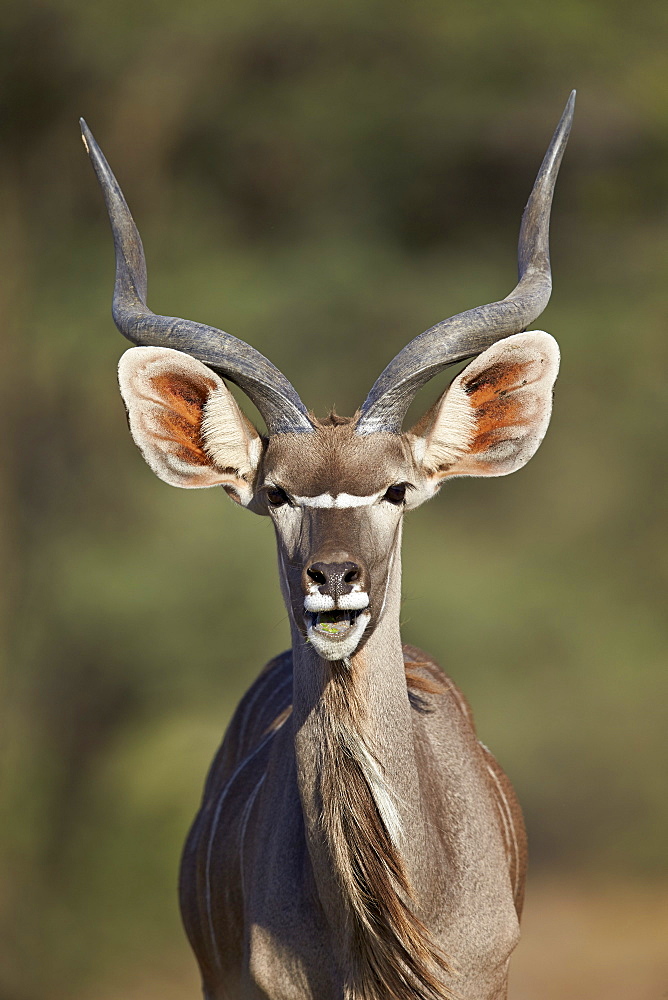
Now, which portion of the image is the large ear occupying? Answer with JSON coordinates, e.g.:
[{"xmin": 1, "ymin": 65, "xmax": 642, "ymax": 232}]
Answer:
[
  {"xmin": 118, "ymin": 346, "xmax": 263, "ymax": 504},
  {"xmin": 408, "ymin": 331, "xmax": 559, "ymax": 481}
]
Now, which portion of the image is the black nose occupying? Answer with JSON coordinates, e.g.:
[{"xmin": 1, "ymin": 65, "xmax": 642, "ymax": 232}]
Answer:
[{"xmin": 305, "ymin": 561, "xmax": 362, "ymax": 600}]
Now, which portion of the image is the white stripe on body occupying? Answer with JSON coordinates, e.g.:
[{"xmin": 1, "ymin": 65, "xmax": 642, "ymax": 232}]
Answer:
[
  {"xmin": 236, "ymin": 671, "xmax": 291, "ymax": 753},
  {"xmin": 238, "ymin": 773, "xmax": 266, "ymax": 898},
  {"xmin": 484, "ymin": 759, "xmax": 519, "ymax": 900},
  {"xmin": 205, "ymin": 673, "xmax": 292, "ymax": 970},
  {"xmin": 205, "ymin": 732, "xmax": 275, "ymax": 970},
  {"xmin": 441, "ymin": 676, "xmax": 474, "ymax": 727}
]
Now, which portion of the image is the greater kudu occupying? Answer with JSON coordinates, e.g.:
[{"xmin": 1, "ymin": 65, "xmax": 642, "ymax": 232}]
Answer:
[{"xmin": 82, "ymin": 92, "xmax": 574, "ymax": 1000}]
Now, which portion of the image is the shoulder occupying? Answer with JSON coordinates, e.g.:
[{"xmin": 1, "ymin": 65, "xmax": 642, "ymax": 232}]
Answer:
[
  {"xmin": 202, "ymin": 651, "xmax": 293, "ymax": 798},
  {"xmin": 231, "ymin": 650, "xmax": 293, "ymax": 751},
  {"xmin": 402, "ymin": 643, "xmax": 475, "ymax": 729}
]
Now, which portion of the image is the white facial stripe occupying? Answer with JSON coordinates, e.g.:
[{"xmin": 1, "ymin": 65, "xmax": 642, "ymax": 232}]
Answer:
[{"xmin": 293, "ymin": 491, "xmax": 384, "ymax": 509}]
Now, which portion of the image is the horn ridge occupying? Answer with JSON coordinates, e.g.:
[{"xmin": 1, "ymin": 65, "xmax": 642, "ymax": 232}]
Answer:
[
  {"xmin": 356, "ymin": 91, "xmax": 575, "ymax": 436},
  {"xmin": 80, "ymin": 119, "xmax": 313, "ymax": 436}
]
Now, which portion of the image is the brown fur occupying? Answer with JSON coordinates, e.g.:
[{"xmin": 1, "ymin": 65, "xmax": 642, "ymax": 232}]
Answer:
[
  {"xmin": 262, "ymin": 420, "xmax": 411, "ymax": 500},
  {"xmin": 462, "ymin": 361, "xmax": 530, "ymax": 456},
  {"xmin": 403, "ymin": 645, "xmax": 526, "ymax": 918},
  {"xmin": 317, "ymin": 665, "xmax": 455, "ymax": 1000},
  {"xmin": 181, "ymin": 640, "xmax": 526, "ymax": 999},
  {"xmin": 403, "ymin": 668, "xmax": 447, "ymax": 696},
  {"xmin": 463, "ymin": 360, "xmax": 529, "ymax": 403},
  {"xmin": 482, "ymin": 748, "xmax": 527, "ymax": 919},
  {"xmin": 312, "ymin": 409, "xmax": 357, "ymax": 428},
  {"xmin": 263, "ymin": 704, "xmax": 293, "ymax": 735},
  {"xmin": 150, "ymin": 372, "xmax": 214, "ymax": 466}
]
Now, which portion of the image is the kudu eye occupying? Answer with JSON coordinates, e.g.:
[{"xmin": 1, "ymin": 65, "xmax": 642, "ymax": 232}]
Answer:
[
  {"xmin": 383, "ymin": 483, "xmax": 407, "ymax": 505},
  {"xmin": 266, "ymin": 486, "xmax": 291, "ymax": 508}
]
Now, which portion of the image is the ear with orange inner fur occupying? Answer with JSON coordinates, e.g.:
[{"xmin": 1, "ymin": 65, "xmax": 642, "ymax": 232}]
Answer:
[
  {"xmin": 409, "ymin": 331, "xmax": 560, "ymax": 480},
  {"xmin": 118, "ymin": 346, "xmax": 263, "ymax": 504}
]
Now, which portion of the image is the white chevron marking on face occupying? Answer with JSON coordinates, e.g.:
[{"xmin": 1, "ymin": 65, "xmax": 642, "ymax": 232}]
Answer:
[{"xmin": 293, "ymin": 491, "xmax": 384, "ymax": 508}]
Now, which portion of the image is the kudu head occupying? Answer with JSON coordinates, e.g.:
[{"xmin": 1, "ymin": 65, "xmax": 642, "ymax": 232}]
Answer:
[{"xmin": 82, "ymin": 93, "xmax": 573, "ymax": 663}]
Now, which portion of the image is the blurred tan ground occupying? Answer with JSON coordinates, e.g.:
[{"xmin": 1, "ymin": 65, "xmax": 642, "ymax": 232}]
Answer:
[
  {"xmin": 511, "ymin": 877, "xmax": 668, "ymax": 1000},
  {"xmin": 88, "ymin": 877, "xmax": 668, "ymax": 1000}
]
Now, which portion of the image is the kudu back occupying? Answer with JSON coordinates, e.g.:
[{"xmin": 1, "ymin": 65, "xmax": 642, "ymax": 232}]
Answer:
[{"xmin": 82, "ymin": 92, "xmax": 574, "ymax": 1000}]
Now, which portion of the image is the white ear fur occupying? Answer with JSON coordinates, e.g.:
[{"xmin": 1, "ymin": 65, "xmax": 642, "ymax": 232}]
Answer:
[
  {"xmin": 117, "ymin": 346, "xmax": 262, "ymax": 503},
  {"xmin": 200, "ymin": 388, "xmax": 263, "ymax": 479},
  {"xmin": 409, "ymin": 331, "xmax": 560, "ymax": 481}
]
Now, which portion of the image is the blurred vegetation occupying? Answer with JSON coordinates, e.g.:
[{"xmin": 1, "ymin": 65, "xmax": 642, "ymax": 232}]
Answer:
[{"xmin": 1, "ymin": 0, "xmax": 667, "ymax": 996}]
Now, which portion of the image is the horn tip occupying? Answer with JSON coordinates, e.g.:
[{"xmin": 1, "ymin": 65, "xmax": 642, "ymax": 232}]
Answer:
[
  {"xmin": 562, "ymin": 91, "xmax": 576, "ymax": 127},
  {"xmin": 79, "ymin": 118, "xmax": 94, "ymax": 156}
]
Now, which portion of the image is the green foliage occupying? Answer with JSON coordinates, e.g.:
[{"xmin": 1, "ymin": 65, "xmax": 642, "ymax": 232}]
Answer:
[{"xmin": 2, "ymin": 0, "xmax": 667, "ymax": 996}]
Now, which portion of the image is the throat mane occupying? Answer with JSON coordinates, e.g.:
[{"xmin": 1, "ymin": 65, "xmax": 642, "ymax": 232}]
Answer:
[{"xmin": 315, "ymin": 663, "xmax": 453, "ymax": 1000}]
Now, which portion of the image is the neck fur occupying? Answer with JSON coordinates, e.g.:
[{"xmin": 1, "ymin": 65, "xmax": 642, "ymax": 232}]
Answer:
[{"xmin": 285, "ymin": 545, "xmax": 454, "ymax": 1000}]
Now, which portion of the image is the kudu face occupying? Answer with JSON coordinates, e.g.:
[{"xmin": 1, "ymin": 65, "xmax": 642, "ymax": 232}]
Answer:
[
  {"xmin": 259, "ymin": 424, "xmax": 414, "ymax": 660},
  {"xmin": 81, "ymin": 94, "xmax": 574, "ymax": 663}
]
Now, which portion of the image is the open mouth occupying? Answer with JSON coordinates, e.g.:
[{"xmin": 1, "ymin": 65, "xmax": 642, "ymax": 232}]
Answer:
[
  {"xmin": 305, "ymin": 608, "xmax": 371, "ymax": 661},
  {"xmin": 309, "ymin": 609, "xmax": 362, "ymax": 638}
]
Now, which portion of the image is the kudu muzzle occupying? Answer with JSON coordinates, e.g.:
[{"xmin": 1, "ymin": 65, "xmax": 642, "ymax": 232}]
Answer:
[
  {"xmin": 297, "ymin": 513, "xmax": 375, "ymax": 660},
  {"xmin": 303, "ymin": 558, "xmax": 371, "ymax": 612}
]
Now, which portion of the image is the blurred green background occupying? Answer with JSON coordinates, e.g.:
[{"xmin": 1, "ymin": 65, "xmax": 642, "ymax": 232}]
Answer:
[{"xmin": 2, "ymin": 0, "xmax": 667, "ymax": 997}]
